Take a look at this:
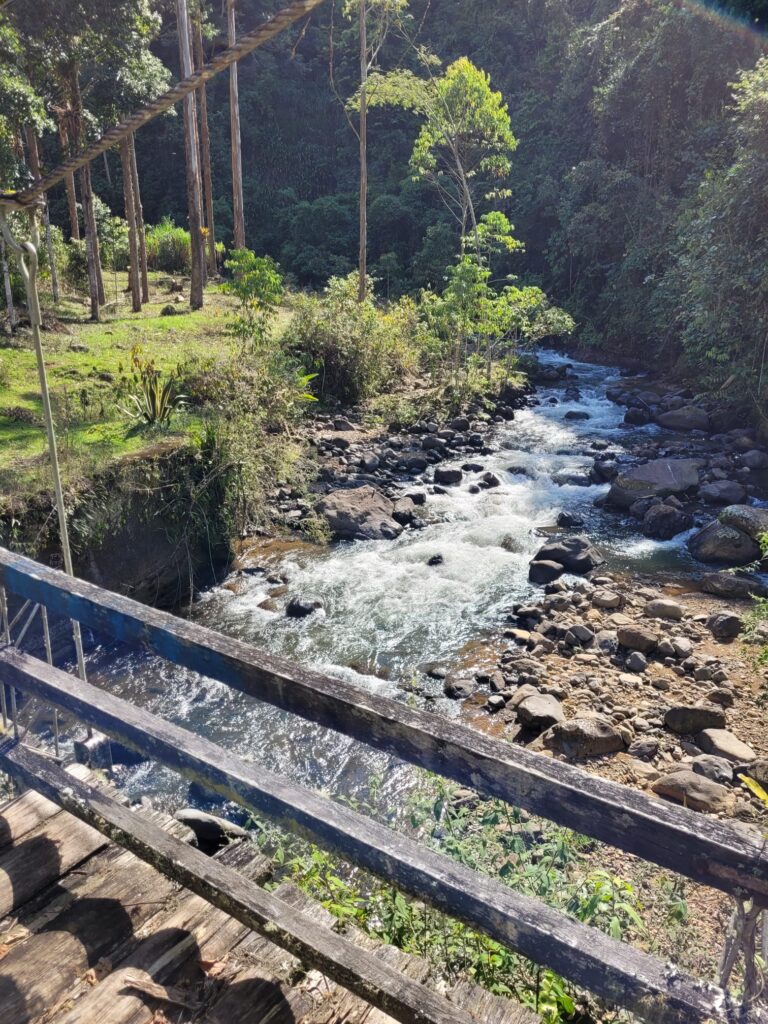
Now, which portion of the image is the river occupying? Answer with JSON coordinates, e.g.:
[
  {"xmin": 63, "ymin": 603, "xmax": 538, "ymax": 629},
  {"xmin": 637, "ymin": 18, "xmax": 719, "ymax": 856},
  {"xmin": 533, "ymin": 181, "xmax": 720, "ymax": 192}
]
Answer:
[{"xmin": 84, "ymin": 350, "xmax": 701, "ymax": 812}]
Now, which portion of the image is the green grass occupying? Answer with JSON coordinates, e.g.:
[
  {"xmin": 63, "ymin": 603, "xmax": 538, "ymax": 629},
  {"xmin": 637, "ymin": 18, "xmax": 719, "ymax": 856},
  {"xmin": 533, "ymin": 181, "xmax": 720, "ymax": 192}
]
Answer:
[{"xmin": 0, "ymin": 273, "xmax": 239, "ymax": 496}]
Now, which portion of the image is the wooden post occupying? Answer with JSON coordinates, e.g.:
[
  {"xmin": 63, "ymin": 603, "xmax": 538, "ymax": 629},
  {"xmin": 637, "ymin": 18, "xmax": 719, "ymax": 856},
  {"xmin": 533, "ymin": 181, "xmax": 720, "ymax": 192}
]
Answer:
[
  {"xmin": 358, "ymin": 0, "xmax": 367, "ymax": 301},
  {"xmin": 128, "ymin": 134, "xmax": 149, "ymax": 304},
  {"xmin": 119, "ymin": 138, "xmax": 141, "ymax": 312},
  {"xmin": 79, "ymin": 165, "xmax": 102, "ymax": 321},
  {"xmin": 1, "ymin": 235, "xmax": 16, "ymax": 331},
  {"xmin": 228, "ymin": 0, "xmax": 246, "ymax": 250},
  {"xmin": 177, "ymin": 0, "xmax": 205, "ymax": 309},
  {"xmin": 25, "ymin": 128, "xmax": 60, "ymax": 304},
  {"xmin": 194, "ymin": 21, "xmax": 218, "ymax": 277}
]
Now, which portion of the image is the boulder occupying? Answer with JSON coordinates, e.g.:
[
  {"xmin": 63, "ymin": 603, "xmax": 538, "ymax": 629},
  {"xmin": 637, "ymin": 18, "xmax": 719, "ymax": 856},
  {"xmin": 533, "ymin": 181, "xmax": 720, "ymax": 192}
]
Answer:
[
  {"xmin": 718, "ymin": 504, "xmax": 768, "ymax": 541},
  {"xmin": 655, "ymin": 406, "xmax": 710, "ymax": 432},
  {"xmin": 742, "ymin": 449, "xmax": 768, "ymax": 470},
  {"xmin": 434, "ymin": 467, "xmax": 463, "ymax": 486},
  {"xmin": 557, "ymin": 511, "xmax": 584, "ymax": 529},
  {"xmin": 516, "ymin": 693, "xmax": 566, "ymax": 731},
  {"xmin": 645, "ymin": 598, "xmax": 684, "ymax": 621},
  {"xmin": 532, "ymin": 536, "xmax": 604, "ymax": 574},
  {"xmin": 706, "ymin": 612, "xmax": 743, "ymax": 640},
  {"xmin": 687, "ymin": 522, "xmax": 761, "ymax": 565},
  {"xmin": 741, "ymin": 757, "xmax": 768, "ymax": 787},
  {"xmin": 695, "ymin": 729, "xmax": 757, "ymax": 763},
  {"xmin": 286, "ymin": 594, "xmax": 324, "ymax": 618},
  {"xmin": 617, "ymin": 623, "xmax": 658, "ymax": 653},
  {"xmin": 392, "ymin": 496, "xmax": 417, "ymax": 526},
  {"xmin": 592, "ymin": 589, "xmax": 622, "ymax": 609},
  {"xmin": 700, "ymin": 572, "xmax": 768, "ymax": 600},
  {"xmin": 652, "ymin": 770, "xmax": 733, "ymax": 813},
  {"xmin": 540, "ymin": 717, "xmax": 624, "ymax": 758},
  {"xmin": 317, "ymin": 486, "xmax": 403, "ymax": 541},
  {"xmin": 174, "ymin": 809, "xmax": 248, "ymax": 853},
  {"xmin": 564, "ymin": 410, "xmax": 590, "ymax": 421},
  {"xmin": 691, "ymin": 755, "xmax": 734, "ymax": 786},
  {"xmin": 700, "ymin": 480, "xmax": 748, "ymax": 506},
  {"xmin": 626, "ymin": 651, "xmax": 648, "ymax": 673},
  {"xmin": 528, "ymin": 560, "xmax": 565, "ymax": 584},
  {"xmin": 641, "ymin": 503, "xmax": 693, "ymax": 540},
  {"xmin": 607, "ymin": 459, "xmax": 702, "ymax": 508},
  {"xmin": 443, "ymin": 677, "xmax": 476, "ymax": 700},
  {"xmin": 664, "ymin": 704, "xmax": 727, "ymax": 734}
]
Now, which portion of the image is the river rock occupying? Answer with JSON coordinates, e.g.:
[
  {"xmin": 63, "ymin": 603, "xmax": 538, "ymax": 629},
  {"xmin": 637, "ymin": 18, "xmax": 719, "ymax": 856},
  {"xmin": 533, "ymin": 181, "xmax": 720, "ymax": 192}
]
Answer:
[
  {"xmin": 695, "ymin": 728, "xmax": 757, "ymax": 763},
  {"xmin": 317, "ymin": 486, "xmax": 403, "ymax": 541},
  {"xmin": 741, "ymin": 758, "xmax": 768, "ymax": 787},
  {"xmin": 645, "ymin": 598, "xmax": 684, "ymax": 621},
  {"xmin": 700, "ymin": 572, "xmax": 768, "ymax": 600},
  {"xmin": 700, "ymin": 480, "xmax": 748, "ymax": 505},
  {"xmin": 564, "ymin": 410, "xmax": 590, "ymax": 421},
  {"xmin": 607, "ymin": 459, "xmax": 702, "ymax": 508},
  {"xmin": 532, "ymin": 536, "xmax": 604, "ymax": 574},
  {"xmin": 626, "ymin": 651, "xmax": 647, "ymax": 673},
  {"xmin": 687, "ymin": 522, "xmax": 761, "ymax": 565},
  {"xmin": 540, "ymin": 717, "xmax": 624, "ymax": 757},
  {"xmin": 691, "ymin": 755, "xmax": 734, "ymax": 786},
  {"xmin": 655, "ymin": 406, "xmax": 710, "ymax": 432},
  {"xmin": 392, "ymin": 496, "xmax": 417, "ymax": 525},
  {"xmin": 443, "ymin": 676, "xmax": 476, "ymax": 700},
  {"xmin": 652, "ymin": 770, "xmax": 733, "ymax": 813},
  {"xmin": 593, "ymin": 589, "xmax": 622, "ymax": 609},
  {"xmin": 434, "ymin": 466, "xmax": 463, "ymax": 486},
  {"xmin": 664, "ymin": 704, "xmax": 727, "ymax": 734},
  {"xmin": 617, "ymin": 623, "xmax": 658, "ymax": 653},
  {"xmin": 718, "ymin": 504, "xmax": 768, "ymax": 541},
  {"xmin": 529, "ymin": 560, "xmax": 565, "ymax": 584},
  {"xmin": 742, "ymin": 449, "xmax": 768, "ymax": 470},
  {"xmin": 706, "ymin": 612, "xmax": 743, "ymax": 640},
  {"xmin": 286, "ymin": 594, "xmax": 324, "ymax": 618},
  {"xmin": 557, "ymin": 511, "xmax": 584, "ymax": 529},
  {"xmin": 641, "ymin": 503, "xmax": 693, "ymax": 540},
  {"xmin": 174, "ymin": 809, "xmax": 248, "ymax": 853},
  {"xmin": 516, "ymin": 693, "xmax": 566, "ymax": 731}
]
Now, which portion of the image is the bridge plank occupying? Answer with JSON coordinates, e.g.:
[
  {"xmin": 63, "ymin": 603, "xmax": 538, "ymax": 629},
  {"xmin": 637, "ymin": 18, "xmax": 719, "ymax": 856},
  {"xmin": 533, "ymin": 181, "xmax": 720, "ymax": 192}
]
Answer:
[
  {"xmin": 0, "ymin": 762, "xmax": 90, "ymax": 850},
  {"xmin": 1, "ymin": 547, "xmax": 766, "ymax": 903},
  {"xmin": 0, "ymin": 651, "xmax": 727, "ymax": 1024},
  {"xmin": 0, "ymin": 741, "xmax": 496, "ymax": 1024}
]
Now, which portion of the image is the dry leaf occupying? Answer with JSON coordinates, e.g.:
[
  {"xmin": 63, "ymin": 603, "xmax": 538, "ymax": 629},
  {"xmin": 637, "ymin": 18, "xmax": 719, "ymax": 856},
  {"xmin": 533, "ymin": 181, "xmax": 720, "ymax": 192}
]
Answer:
[
  {"xmin": 0, "ymin": 943, "xmax": 10, "ymax": 961},
  {"xmin": 152, "ymin": 1011, "xmax": 169, "ymax": 1024},
  {"xmin": 200, "ymin": 958, "xmax": 227, "ymax": 978}
]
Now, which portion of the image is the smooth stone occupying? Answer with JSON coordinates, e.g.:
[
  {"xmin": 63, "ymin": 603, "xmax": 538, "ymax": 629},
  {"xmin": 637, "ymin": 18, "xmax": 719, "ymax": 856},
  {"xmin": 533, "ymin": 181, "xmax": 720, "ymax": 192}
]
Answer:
[
  {"xmin": 706, "ymin": 612, "xmax": 743, "ymax": 640},
  {"xmin": 664, "ymin": 704, "xmax": 727, "ymax": 735},
  {"xmin": 540, "ymin": 717, "xmax": 624, "ymax": 757},
  {"xmin": 652, "ymin": 770, "xmax": 733, "ymax": 813},
  {"xmin": 691, "ymin": 754, "xmax": 734, "ymax": 786},
  {"xmin": 645, "ymin": 598, "xmax": 684, "ymax": 621},
  {"xmin": 516, "ymin": 693, "xmax": 566, "ymax": 731},
  {"xmin": 695, "ymin": 729, "xmax": 757, "ymax": 763},
  {"xmin": 617, "ymin": 623, "xmax": 659, "ymax": 653}
]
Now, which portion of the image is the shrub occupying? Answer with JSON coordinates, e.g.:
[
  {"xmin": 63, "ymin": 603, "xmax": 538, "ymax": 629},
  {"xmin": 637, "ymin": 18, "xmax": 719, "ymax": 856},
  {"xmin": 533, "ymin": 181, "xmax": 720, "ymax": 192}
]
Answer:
[
  {"xmin": 145, "ymin": 218, "xmax": 191, "ymax": 274},
  {"xmin": 285, "ymin": 273, "xmax": 427, "ymax": 404},
  {"xmin": 62, "ymin": 240, "xmax": 89, "ymax": 293},
  {"xmin": 223, "ymin": 249, "xmax": 283, "ymax": 349}
]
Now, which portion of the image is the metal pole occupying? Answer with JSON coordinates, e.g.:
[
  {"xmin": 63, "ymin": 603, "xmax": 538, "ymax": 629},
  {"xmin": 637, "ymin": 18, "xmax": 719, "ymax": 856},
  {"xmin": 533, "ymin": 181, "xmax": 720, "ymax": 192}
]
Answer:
[{"xmin": 0, "ymin": 209, "xmax": 88, "ymax": 688}]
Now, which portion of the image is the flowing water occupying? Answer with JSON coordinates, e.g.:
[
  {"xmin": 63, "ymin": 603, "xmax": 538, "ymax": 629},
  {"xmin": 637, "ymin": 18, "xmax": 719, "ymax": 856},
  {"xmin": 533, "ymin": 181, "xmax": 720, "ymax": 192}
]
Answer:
[{"xmin": 86, "ymin": 351, "xmax": 702, "ymax": 811}]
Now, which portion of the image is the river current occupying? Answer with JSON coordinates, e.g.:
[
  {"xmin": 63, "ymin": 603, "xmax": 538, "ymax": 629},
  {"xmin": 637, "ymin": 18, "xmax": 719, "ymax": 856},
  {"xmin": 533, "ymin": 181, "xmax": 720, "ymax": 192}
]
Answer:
[{"xmin": 84, "ymin": 351, "xmax": 701, "ymax": 810}]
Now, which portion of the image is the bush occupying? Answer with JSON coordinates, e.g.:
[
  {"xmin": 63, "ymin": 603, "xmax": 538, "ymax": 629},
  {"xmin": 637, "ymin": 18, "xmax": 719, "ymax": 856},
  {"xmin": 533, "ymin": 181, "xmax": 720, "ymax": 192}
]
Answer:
[
  {"xmin": 62, "ymin": 240, "xmax": 89, "ymax": 293},
  {"xmin": 285, "ymin": 273, "xmax": 427, "ymax": 404},
  {"xmin": 145, "ymin": 218, "xmax": 191, "ymax": 274}
]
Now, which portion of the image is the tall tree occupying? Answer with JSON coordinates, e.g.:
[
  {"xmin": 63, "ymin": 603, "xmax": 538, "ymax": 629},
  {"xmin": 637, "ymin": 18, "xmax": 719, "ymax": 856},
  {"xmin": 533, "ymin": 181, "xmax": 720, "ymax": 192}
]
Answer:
[
  {"xmin": 128, "ymin": 133, "xmax": 150, "ymax": 303},
  {"xmin": 57, "ymin": 121, "xmax": 81, "ymax": 240},
  {"xmin": 227, "ymin": 0, "xmax": 245, "ymax": 250},
  {"xmin": 120, "ymin": 136, "xmax": 142, "ymax": 312},
  {"xmin": 25, "ymin": 127, "xmax": 60, "ymax": 303},
  {"xmin": 177, "ymin": 0, "xmax": 205, "ymax": 308},
  {"xmin": 194, "ymin": 16, "xmax": 218, "ymax": 276}
]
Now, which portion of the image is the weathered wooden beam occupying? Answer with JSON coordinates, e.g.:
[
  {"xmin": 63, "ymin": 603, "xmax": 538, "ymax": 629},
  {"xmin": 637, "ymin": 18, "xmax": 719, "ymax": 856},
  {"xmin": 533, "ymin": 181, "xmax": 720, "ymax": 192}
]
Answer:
[
  {"xmin": 0, "ymin": 740, "xmax": 495, "ymax": 1024},
  {"xmin": 1, "ymin": 547, "xmax": 766, "ymax": 904},
  {"xmin": 0, "ymin": 651, "xmax": 728, "ymax": 1024}
]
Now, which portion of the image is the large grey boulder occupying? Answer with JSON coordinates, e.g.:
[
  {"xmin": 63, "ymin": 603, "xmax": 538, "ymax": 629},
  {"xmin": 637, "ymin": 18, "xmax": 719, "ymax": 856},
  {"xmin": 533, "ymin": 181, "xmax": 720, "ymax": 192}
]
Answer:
[
  {"xmin": 700, "ymin": 572, "xmax": 768, "ymax": 600},
  {"xmin": 655, "ymin": 406, "xmax": 710, "ymax": 432},
  {"xmin": 742, "ymin": 449, "xmax": 768, "ymax": 470},
  {"xmin": 642, "ymin": 503, "xmax": 693, "ymax": 540},
  {"xmin": 695, "ymin": 728, "xmax": 757, "ymax": 763},
  {"xmin": 540, "ymin": 717, "xmax": 624, "ymax": 758},
  {"xmin": 664, "ymin": 704, "xmax": 727, "ymax": 734},
  {"xmin": 652, "ymin": 770, "xmax": 733, "ymax": 813},
  {"xmin": 317, "ymin": 486, "xmax": 403, "ymax": 541},
  {"xmin": 617, "ymin": 623, "xmax": 659, "ymax": 653},
  {"xmin": 532, "ymin": 535, "xmax": 604, "ymax": 575},
  {"xmin": 700, "ymin": 480, "xmax": 748, "ymax": 506},
  {"xmin": 516, "ymin": 693, "xmax": 566, "ymax": 731},
  {"xmin": 718, "ymin": 504, "xmax": 768, "ymax": 541},
  {"xmin": 607, "ymin": 459, "xmax": 702, "ymax": 508},
  {"xmin": 687, "ymin": 522, "xmax": 761, "ymax": 565}
]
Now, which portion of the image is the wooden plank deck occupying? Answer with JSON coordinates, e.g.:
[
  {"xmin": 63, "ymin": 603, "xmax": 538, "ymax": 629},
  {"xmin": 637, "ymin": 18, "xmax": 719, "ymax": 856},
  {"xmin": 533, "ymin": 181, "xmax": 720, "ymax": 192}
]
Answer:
[{"xmin": 0, "ymin": 756, "xmax": 536, "ymax": 1024}]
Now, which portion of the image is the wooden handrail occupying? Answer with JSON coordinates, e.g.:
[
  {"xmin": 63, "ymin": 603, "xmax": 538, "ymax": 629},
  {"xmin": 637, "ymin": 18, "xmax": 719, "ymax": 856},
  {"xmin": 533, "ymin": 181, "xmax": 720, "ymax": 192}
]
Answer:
[
  {"xmin": 1, "ymin": 546, "xmax": 766, "ymax": 904},
  {"xmin": 0, "ymin": 646, "xmax": 727, "ymax": 1024}
]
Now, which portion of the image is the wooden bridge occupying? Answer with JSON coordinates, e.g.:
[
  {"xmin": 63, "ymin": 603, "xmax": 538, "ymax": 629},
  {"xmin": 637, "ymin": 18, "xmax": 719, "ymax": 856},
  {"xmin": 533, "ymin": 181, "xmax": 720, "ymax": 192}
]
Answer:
[{"xmin": 0, "ymin": 546, "xmax": 766, "ymax": 1024}]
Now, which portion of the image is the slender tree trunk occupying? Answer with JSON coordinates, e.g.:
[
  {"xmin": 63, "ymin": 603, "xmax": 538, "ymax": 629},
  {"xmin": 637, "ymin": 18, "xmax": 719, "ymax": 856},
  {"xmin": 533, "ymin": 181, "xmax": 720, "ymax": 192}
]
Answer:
[
  {"xmin": 194, "ymin": 21, "xmax": 218, "ymax": 277},
  {"xmin": 177, "ymin": 0, "xmax": 205, "ymax": 308},
  {"xmin": 120, "ymin": 138, "xmax": 141, "ymax": 312},
  {"xmin": 128, "ymin": 133, "xmax": 149, "ymax": 303},
  {"xmin": 79, "ymin": 164, "xmax": 101, "ymax": 321},
  {"xmin": 57, "ymin": 121, "xmax": 80, "ymax": 241},
  {"xmin": 25, "ymin": 127, "xmax": 60, "ymax": 303},
  {"xmin": 358, "ymin": 0, "xmax": 368, "ymax": 301},
  {"xmin": 227, "ymin": 0, "xmax": 245, "ymax": 250},
  {"xmin": 1, "ymin": 236, "xmax": 16, "ymax": 332}
]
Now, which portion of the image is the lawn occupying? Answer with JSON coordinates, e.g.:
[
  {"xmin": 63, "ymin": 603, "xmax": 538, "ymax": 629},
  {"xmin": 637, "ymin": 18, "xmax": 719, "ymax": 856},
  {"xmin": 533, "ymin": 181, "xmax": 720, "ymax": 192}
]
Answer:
[{"xmin": 0, "ymin": 273, "xmax": 241, "ymax": 496}]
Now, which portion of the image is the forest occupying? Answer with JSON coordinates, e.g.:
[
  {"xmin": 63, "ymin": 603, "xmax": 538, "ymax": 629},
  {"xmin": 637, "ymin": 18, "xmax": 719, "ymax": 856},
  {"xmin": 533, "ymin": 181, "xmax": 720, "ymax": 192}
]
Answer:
[{"xmin": 1, "ymin": 0, "xmax": 768, "ymax": 418}]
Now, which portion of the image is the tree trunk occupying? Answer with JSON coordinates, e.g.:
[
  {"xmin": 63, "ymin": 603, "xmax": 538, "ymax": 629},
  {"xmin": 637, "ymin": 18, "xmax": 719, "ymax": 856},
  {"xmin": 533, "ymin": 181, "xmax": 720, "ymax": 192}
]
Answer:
[
  {"xmin": 57, "ymin": 121, "xmax": 80, "ymax": 241},
  {"xmin": 227, "ymin": 0, "xmax": 245, "ymax": 250},
  {"xmin": 120, "ymin": 137, "xmax": 141, "ymax": 313},
  {"xmin": 128, "ymin": 133, "xmax": 149, "ymax": 303},
  {"xmin": 194, "ymin": 21, "xmax": 218, "ymax": 277},
  {"xmin": 1, "ymin": 236, "xmax": 16, "ymax": 332},
  {"xmin": 358, "ymin": 0, "xmax": 368, "ymax": 302},
  {"xmin": 25, "ymin": 127, "xmax": 60, "ymax": 303},
  {"xmin": 177, "ymin": 0, "xmax": 205, "ymax": 309},
  {"xmin": 80, "ymin": 164, "xmax": 101, "ymax": 321}
]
